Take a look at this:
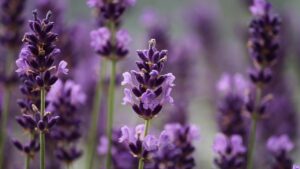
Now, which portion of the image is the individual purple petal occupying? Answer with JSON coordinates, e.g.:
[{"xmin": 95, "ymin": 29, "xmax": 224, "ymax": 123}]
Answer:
[
  {"xmin": 116, "ymin": 29, "xmax": 131, "ymax": 49},
  {"xmin": 122, "ymin": 88, "xmax": 134, "ymax": 105},
  {"xmin": 250, "ymin": 0, "xmax": 270, "ymax": 16},
  {"xmin": 121, "ymin": 72, "xmax": 134, "ymax": 87},
  {"xmin": 135, "ymin": 124, "xmax": 145, "ymax": 140},
  {"xmin": 57, "ymin": 60, "xmax": 69, "ymax": 75},
  {"xmin": 143, "ymin": 135, "xmax": 158, "ymax": 151},
  {"xmin": 15, "ymin": 58, "xmax": 30, "ymax": 75},
  {"xmin": 119, "ymin": 126, "xmax": 134, "ymax": 143}
]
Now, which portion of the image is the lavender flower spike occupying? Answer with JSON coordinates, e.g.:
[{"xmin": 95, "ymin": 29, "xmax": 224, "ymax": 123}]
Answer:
[
  {"xmin": 246, "ymin": 0, "xmax": 281, "ymax": 168},
  {"xmin": 122, "ymin": 39, "xmax": 175, "ymax": 120}
]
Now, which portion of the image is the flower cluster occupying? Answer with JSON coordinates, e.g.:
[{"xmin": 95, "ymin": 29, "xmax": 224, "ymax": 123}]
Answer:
[
  {"xmin": 15, "ymin": 10, "xmax": 68, "ymax": 92},
  {"xmin": 98, "ymin": 130, "xmax": 138, "ymax": 169},
  {"xmin": 213, "ymin": 133, "xmax": 247, "ymax": 169},
  {"xmin": 12, "ymin": 138, "xmax": 40, "ymax": 158},
  {"xmin": 87, "ymin": 0, "xmax": 135, "ymax": 25},
  {"xmin": 216, "ymin": 73, "xmax": 249, "ymax": 140},
  {"xmin": 47, "ymin": 79, "xmax": 85, "ymax": 164},
  {"xmin": 246, "ymin": 0, "xmax": 281, "ymax": 117},
  {"xmin": 90, "ymin": 27, "xmax": 130, "ymax": 59},
  {"xmin": 119, "ymin": 124, "xmax": 168, "ymax": 161},
  {"xmin": 13, "ymin": 10, "xmax": 67, "ymax": 156},
  {"xmin": 248, "ymin": 0, "xmax": 280, "ymax": 85},
  {"xmin": 266, "ymin": 135, "xmax": 294, "ymax": 169},
  {"xmin": 150, "ymin": 123, "xmax": 199, "ymax": 169},
  {"xmin": 0, "ymin": 0, "xmax": 26, "ymax": 48},
  {"xmin": 122, "ymin": 39, "xmax": 175, "ymax": 120},
  {"xmin": 88, "ymin": 0, "xmax": 135, "ymax": 60},
  {"xmin": 0, "ymin": 0, "xmax": 26, "ymax": 85}
]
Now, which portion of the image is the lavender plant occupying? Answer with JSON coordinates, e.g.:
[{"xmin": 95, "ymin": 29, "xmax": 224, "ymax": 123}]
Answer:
[
  {"xmin": 121, "ymin": 39, "xmax": 175, "ymax": 169},
  {"xmin": 87, "ymin": 0, "xmax": 135, "ymax": 168},
  {"xmin": 0, "ymin": 0, "xmax": 26, "ymax": 167},
  {"xmin": 245, "ymin": 0, "xmax": 281, "ymax": 168},
  {"xmin": 14, "ymin": 10, "xmax": 68, "ymax": 169},
  {"xmin": 47, "ymin": 79, "xmax": 86, "ymax": 168}
]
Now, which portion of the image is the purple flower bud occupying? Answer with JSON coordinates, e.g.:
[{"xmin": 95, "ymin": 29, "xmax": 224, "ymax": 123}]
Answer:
[{"xmin": 119, "ymin": 125, "xmax": 134, "ymax": 143}]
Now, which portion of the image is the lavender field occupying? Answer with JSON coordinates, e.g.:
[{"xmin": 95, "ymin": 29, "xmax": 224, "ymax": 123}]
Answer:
[{"xmin": 1, "ymin": 0, "xmax": 300, "ymax": 169}]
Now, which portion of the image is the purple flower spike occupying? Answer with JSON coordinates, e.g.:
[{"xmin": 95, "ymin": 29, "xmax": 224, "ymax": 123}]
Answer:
[
  {"xmin": 213, "ymin": 133, "xmax": 247, "ymax": 169},
  {"xmin": 46, "ymin": 79, "xmax": 86, "ymax": 164},
  {"xmin": 122, "ymin": 39, "xmax": 175, "ymax": 120}
]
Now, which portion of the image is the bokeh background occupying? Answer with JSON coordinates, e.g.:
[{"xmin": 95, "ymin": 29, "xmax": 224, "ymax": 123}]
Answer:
[{"xmin": 3, "ymin": 0, "xmax": 300, "ymax": 168}]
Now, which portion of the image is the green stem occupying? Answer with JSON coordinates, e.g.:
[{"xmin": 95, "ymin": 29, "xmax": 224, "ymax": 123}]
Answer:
[
  {"xmin": 40, "ymin": 88, "xmax": 46, "ymax": 169},
  {"xmin": 105, "ymin": 60, "xmax": 117, "ymax": 169},
  {"xmin": 138, "ymin": 120, "xmax": 151, "ymax": 169},
  {"xmin": 25, "ymin": 155, "xmax": 31, "ymax": 169},
  {"xmin": 0, "ymin": 50, "xmax": 14, "ymax": 168},
  {"xmin": 86, "ymin": 59, "xmax": 107, "ymax": 169},
  {"xmin": 246, "ymin": 87, "xmax": 262, "ymax": 169},
  {"xmin": 0, "ymin": 89, "xmax": 10, "ymax": 168}
]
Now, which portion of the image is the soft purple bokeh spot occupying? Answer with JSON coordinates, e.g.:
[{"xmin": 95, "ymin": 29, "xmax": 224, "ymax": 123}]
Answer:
[{"xmin": 267, "ymin": 134, "xmax": 294, "ymax": 155}]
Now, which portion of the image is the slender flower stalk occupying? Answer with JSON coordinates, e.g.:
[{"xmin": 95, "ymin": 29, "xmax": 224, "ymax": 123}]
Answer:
[
  {"xmin": 106, "ymin": 59, "xmax": 116, "ymax": 169},
  {"xmin": 40, "ymin": 87, "xmax": 46, "ymax": 169},
  {"xmin": 86, "ymin": 59, "xmax": 106, "ymax": 169},
  {"xmin": 87, "ymin": 0, "xmax": 135, "ymax": 168},
  {"xmin": 245, "ymin": 0, "xmax": 281, "ymax": 168},
  {"xmin": 138, "ymin": 119, "xmax": 150, "ymax": 169}
]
